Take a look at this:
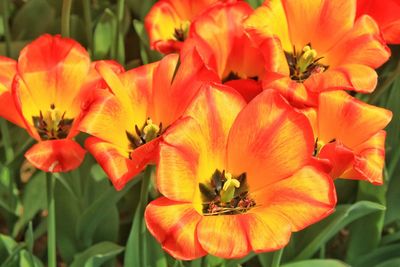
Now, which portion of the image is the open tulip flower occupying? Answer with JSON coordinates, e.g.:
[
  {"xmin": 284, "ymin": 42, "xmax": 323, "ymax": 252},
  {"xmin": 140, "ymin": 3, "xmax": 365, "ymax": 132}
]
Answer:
[
  {"xmin": 357, "ymin": 0, "xmax": 400, "ymax": 44},
  {"xmin": 0, "ymin": 34, "xmax": 106, "ymax": 172},
  {"xmin": 307, "ymin": 91, "xmax": 392, "ymax": 184},
  {"xmin": 145, "ymin": 0, "xmax": 221, "ymax": 54},
  {"xmin": 244, "ymin": 0, "xmax": 391, "ymax": 107},
  {"xmin": 145, "ymin": 83, "xmax": 336, "ymax": 259},
  {"xmin": 184, "ymin": 0, "xmax": 266, "ymax": 102},
  {"xmin": 79, "ymin": 47, "xmax": 218, "ymax": 190}
]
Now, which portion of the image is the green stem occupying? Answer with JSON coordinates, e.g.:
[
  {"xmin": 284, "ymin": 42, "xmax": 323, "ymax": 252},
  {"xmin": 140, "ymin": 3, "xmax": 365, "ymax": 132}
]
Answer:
[
  {"xmin": 46, "ymin": 173, "xmax": 57, "ymax": 267},
  {"xmin": 1, "ymin": 0, "xmax": 11, "ymax": 57},
  {"xmin": 82, "ymin": 0, "xmax": 93, "ymax": 54},
  {"xmin": 388, "ymin": 145, "xmax": 400, "ymax": 178},
  {"xmin": 271, "ymin": 248, "xmax": 284, "ymax": 267},
  {"xmin": 0, "ymin": 120, "xmax": 13, "ymax": 163},
  {"xmin": 115, "ymin": 0, "xmax": 125, "ymax": 62},
  {"xmin": 124, "ymin": 165, "xmax": 153, "ymax": 266},
  {"xmin": 369, "ymin": 60, "xmax": 400, "ymax": 104},
  {"xmin": 61, "ymin": 0, "xmax": 73, "ymax": 37}
]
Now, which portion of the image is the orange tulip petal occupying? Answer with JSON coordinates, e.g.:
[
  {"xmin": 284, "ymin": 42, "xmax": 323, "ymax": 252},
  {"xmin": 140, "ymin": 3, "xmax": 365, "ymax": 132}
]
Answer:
[
  {"xmin": 242, "ymin": 210, "xmax": 291, "ymax": 253},
  {"xmin": 158, "ymin": 84, "xmax": 246, "ymax": 201},
  {"xmin": 357, "ymin": 0, "xmax": 400, "ymax": 44},
  {"xmin": 78, "ymin": 89, "xmax": 133, "ymax": 151},
  {"xmin": 317, "ymin": 91, "xmax": 392, "ymax": 148},
  {"xmin": 319, "ymin": 142, "xmax": 356, "ymax": 179},
  {"xmin": 227, "ymin": 90, "xmax": 314, "ymax": 190},
  {"xmin": 197, "ymin": 215, "xmax": 250, "ymax": 258},
  {"xmin": 305, "ymin": 64, "xmax": 378, "ymax": 93},
  {"xmin": 0, "ymin": 57, "xmax": 25, "ymax": 128},
  {"xmin": 282, "ymin": 0, "xmax": 356, "ymax": 53},
  {"xmin": 252, "ymin": 166, "xmax": 336, "ymax": 231},
  {"xmin": 145, "ymin": 197, "xmax": 205, "ymax": 260},
  {"xmin": 150, "ymin": 49, "xmax": 218, "ymax": 126},
  {"xmin": 17, "ymin": 34, "xmax": 91, "ymax": 114},
  {"xmin": 224, "ymin": 79, "xmax": 262, "ymax": 103},
  {"xmin": 189, "ymin": 1, "xmax": 264, "ymax": 80},
  {"xmin": 85, "ymin": 137, "xmax": 157, "ymax": 190},
  {"xmin": 325, "ymin": 15, "xmax": 390, "ymax": 69},
  {"xmin": 342, "ymin": 130, "xmax": 386, "ymax": 184},
  {"xmin": 25, "ymin": 139, "xmax": 86, "ymax": 173},
  {"xmin": 266, "ymin": 77, "xmax": 318, "ymax": 108}
]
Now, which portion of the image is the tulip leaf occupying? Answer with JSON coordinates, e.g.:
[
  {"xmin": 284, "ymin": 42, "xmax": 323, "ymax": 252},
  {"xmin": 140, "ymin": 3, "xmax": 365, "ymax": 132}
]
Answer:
[
  {"xmin": 346, "ymin": 180, "xmax": 387, "ymax": 263},
  {"xmin": 11, "ymin": 0, "xmax": 55, "ymax": 40},
  {"xmin": 132, "ymin": 19, "xmax": 162, "ymax": 64},
  {"xmin": 376, "ymin": 258, "xmax": 400, "ymax": 267},
  {"xmin": 69, "ymin": 241, "xmax": 124, "ymax": 267},
  {"xmin": 352, "ymin": 244, "xmax": 400, "ymax": 267},
  {"xmin": 12, "ymin": 172, "xmax": 46, "ymax": 237},
  {"xmin": 93, "ymin": 8, "xmax": 117, "ymax": 60},
  {"xmin": 281, "ymin": 259, "xmax": 349, "ymax": 267},
  {"xmin": 293, "ymin": 201, "xmax": 385, "ymax": 260}
]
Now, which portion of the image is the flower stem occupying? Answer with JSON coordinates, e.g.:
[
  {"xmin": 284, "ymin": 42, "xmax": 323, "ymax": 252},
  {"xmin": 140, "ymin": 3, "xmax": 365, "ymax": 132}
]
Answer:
[
  {"xmin": 1, "ymin": 0, "xmax": 11, "ymax": 57},
  {"xmin": 271, "ymin": 248, "xmax": 284, "ymax": 267},
  {"xmin": 82, "ymin": 0, "xmax": 93, "ymax": 54},
  {"xmin": 61, "ymin": 0, "xmax": 73, "ymax": 37},
  {"xmin": 46, "ymin": 172, "xmax": 57, "ymax": 267},
  {"xmin": 115, "ymin": 0, "xmax": 125, "ymax": 63},
  {"xmin": 0, "ymin": 120, "xmax": 14, "ymax": 163}
]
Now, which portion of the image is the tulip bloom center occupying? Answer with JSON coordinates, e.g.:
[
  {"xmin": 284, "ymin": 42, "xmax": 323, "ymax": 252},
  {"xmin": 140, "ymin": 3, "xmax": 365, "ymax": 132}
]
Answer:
[
  {"xmin": 285, "ymin": 44, "xmax": 328, "ymax": 82},
  {"xmin": 32, "ymin": 104, "xmax": 74, "ymax": 140},
  {"xmin": 173, "ymin": 21, "xmax": 190, "ymax": 42},
  {"xmin": 126, "ymin": 118, "xmax": 162, "ymax": 150},
  {"xmin": 199, "ymin": 169, "xmax": 256, "ymax": 216}
]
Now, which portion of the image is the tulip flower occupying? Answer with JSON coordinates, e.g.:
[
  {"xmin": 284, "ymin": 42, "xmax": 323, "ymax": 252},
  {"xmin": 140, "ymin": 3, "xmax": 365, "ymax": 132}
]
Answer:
[
  {"xmin": 184, "ymin": 0, "xmax": 266, "ymax": 101},
  {"xmin": 145, "ymin": 0, "xmax": 220, "ymax": 53},
  {"xmin": 357, "ymin": 0, "xmax": 400, "ymax": 44},
  {"xmin": 308, "ymin": 91, "xmax": 392, "ymax": 184},
  {"xmin": 145, "ymin": 84, "xmax": 336, "ymax": 259},
  {"xmin": 79, "ymin": 47, "xmax": 218, "ymax": 190},
  {"xmin": 0, "ymin": 34, "xmax": 106, "ymax": 172},
  {"xmin": 245, "ymin": 0, "xmax": 390, "ymax": 107},
  {"xmin": 0, "ymin": 57, "xmax": 25, "ymax": 128}
]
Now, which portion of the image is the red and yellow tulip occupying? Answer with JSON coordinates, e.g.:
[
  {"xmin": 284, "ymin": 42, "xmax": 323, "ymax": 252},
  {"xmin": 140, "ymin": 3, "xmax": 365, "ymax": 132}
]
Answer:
[
  {"xmin": 79, "ymin": 47, "xmax": 218, "ymax": 190},
  {"xmin": 307, "ymin": 91, "xmax": 392, "ymax": 184},
  {"xmin": 145, "ymin": 0, "xmax": 221, "ymax": 54},
  {"xmin": 0, "ymin": 34, "xmax": 106, "ymax": 172},
  {"xmin": 145, "ymin": 84, "xmax": 336, "ymax": 259},
  {"xmin": 357, "ymin": 0, "xmax": 400, "ymax": 44},
  {"xmin": 184, "ymin": 0, "xmax": 266, "ymax": 102},
  {"xmin": 245, "ymin": 0, "xmax": 391, "ymax": 107}
]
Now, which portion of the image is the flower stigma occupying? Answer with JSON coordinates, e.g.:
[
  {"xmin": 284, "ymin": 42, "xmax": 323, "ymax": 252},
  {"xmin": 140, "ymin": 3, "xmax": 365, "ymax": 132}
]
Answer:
[
  {"xmin": 32, "ymin": 104, "xmax": 74, "ymax": 140},
  {"xmin": 199, "ymin": 169, "xmax": 256, "ymax": 216},
  {"xmin": 285, "ymin": 44, "xmax": 329, "ymax": 82},
  {"xmin": 126, "ymin": 118, "xmax": 163, "ymax": 154}
]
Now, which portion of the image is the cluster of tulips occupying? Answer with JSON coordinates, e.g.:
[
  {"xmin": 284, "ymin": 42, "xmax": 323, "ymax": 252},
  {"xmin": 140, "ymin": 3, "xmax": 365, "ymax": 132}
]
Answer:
[{"xmin": 0, "ymin": 0, "xmax": 398, "ymax": 261}]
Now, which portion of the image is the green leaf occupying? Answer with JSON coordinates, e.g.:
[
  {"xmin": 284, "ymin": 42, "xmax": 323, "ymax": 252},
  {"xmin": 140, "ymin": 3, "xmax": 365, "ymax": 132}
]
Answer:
[
  {"xmin": 376, "ymin": 258, "xmax": 400, "ymax": 267},
  {"xmin": 282, "ymin": 259, "xmax": 349, "ymax": 267},
  {"xmin": 93, "ymin": 8, "xmax": 117, "ymax": 60},
  {"xmin": 346, "ymin": 181, "xmax": 387, "ymax": 263},
  {"xmin": 293, "ymin": 201, "xmax": 385, "ymax": 260},
  {"xmin": 70, "ymin": 242, "xmax": 124, "ymax": 267},
  {"xmin": 245, "ymin": 0, "xmax": 263, "ymax": 8},
  {"xmin": 0, "ymin": 234, "xmax": 17, "ymax": 261},
  {"xmin": 24, "ymin": 222, "xmax": 34, "ymax": 253},
  {"xmin": 127, "ymin": 0, "xmax": 156, "ymax": 20},
  {"xmin": 12, "ymin": 172, "xmax": 46, "ymax": 237},
  {"xmin": 11, "ymin": 0, "xmax": 55, "ymax": 40},
  {"xmin": 132, "ymin": 19, "xmax": 162, "ymax": 64},
  {"xmin": 19, "ymin": 250, "xmax": 44, "ymax": 267},
  {"xmin": 353, "ymin": 244, "xmax": 400, "ymax": 267},
  {"xmin": 75, "ymin": 177, "xmax": 139, "ymax": 248}
]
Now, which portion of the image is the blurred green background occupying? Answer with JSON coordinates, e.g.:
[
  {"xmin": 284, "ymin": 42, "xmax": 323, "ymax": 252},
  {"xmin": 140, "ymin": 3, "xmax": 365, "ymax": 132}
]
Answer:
[{"xmin": 0, "ymin": 0, "xmax": 399, "ymax": 266}]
